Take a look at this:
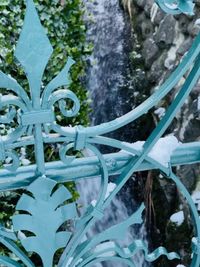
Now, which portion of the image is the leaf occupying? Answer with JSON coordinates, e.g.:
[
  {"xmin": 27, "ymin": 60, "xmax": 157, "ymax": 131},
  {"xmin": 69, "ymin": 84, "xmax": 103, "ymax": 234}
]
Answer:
[
  {"xmin": 0, "ymin": 0, "xmax": 9, "ymax": 6},
  {"xmin": 12, "ymin": 176, "xmax": 77, "ymax": 267}
]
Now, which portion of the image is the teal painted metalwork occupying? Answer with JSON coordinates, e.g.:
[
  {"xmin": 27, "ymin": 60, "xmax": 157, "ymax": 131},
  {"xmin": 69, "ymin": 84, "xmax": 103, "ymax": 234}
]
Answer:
[
  {"xmin": 13, "ymin": 176, "xmax": 77, "ymax": 267},
  {"xmin": 156, "ymin": 0, "xmax": 195, "ymax": 15},
  {"xmin": 0, "ymin": 0, "xmax": 200, "ymax": 266}
]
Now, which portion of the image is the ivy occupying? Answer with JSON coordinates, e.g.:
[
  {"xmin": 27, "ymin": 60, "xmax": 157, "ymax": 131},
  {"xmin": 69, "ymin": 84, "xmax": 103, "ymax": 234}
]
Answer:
[
  {"xmin": 0, "ymin": 0, "xmax": 92, "ymax": 126},
  {"xmin": 0, "ymin": 0, "xmax": 92, "ymax": 226}
]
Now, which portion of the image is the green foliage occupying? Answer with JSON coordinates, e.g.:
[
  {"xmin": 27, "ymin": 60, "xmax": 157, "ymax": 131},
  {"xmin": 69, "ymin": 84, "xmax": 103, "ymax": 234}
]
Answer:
[{"xmin": 0, "ymin": 0, "xmax": 92, "ymax": 126}]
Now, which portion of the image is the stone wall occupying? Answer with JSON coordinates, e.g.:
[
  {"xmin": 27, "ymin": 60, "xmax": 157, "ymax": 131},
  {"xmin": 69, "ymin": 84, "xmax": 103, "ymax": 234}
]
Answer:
[
  {"xmin": 123, "ymin": 0, "xmax": 200, "ymax": 145},
  {"xmin": 121, "ymin": 1, "xmax": 200, "ymax": 266}
]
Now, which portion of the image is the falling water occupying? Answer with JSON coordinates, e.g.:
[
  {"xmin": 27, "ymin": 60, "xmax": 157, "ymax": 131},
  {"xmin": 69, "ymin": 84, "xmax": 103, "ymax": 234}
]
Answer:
[{"xmin": 77, "ymin": 0, "xmax": 151, "ymax": 266}]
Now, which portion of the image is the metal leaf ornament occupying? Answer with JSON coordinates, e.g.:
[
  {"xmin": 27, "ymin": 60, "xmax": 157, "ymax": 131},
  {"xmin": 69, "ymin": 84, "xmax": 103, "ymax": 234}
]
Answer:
[
  {"xmin": 12, "ymin": 176, "xmax": 77, "ymax": 267},
  {"xmin": 68, "ymin": 204, "xmax": 179, "ymax": 267}
]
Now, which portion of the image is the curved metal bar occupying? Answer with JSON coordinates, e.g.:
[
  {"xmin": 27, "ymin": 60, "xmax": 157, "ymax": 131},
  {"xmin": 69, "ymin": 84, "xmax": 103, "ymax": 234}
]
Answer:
[
  {"xmin": 81, "ymin": 256, "xmax": 136, "ymax": 267},
  {"xmin": 59, "ymin": 142, "xmax": 77, "ymax": 165},
  {"xmin": 59, "ymin": 141, "xmax": 108, "ymax": 207},
  {"xmin": 156, "ymin": 0, "xmax": 194, "ymax": 15},
  {"xmin": 87, "ymin": 137, "xmax": 200, "ymax": 266},
  {"xmin": 46, "ymin": 89, "xmax": 80, "ymax": 118},
  {"xmin": 79, "ymin": 254, "xmax": 136, "ymax": 267},
  {"xmin": 41, "ymin": 57, "xmax": 75, "ymax": 104},
  {"xmin": 76, "ymin": 240, "xmax": 179, "ymax": 267},
  {"xmin": 50, "ymin": 32, "xmax": 200, "ymax": 139},
  {"xmin": 88, "ymin": 136, "xmax": 169, "ymax": 209},
  {"xmin": 6, "ymin": 136, "xmax": 35, "ymax": 150},
  {"xmin": 71, "ymin": 204, "xmax": 145, "ymax": 266},
  {"xmin": 0, "ymin": 236, "xmax": 35, "ymax": 267},
  {"xmin": 59, "ymin": 143, "xmax": 108, "ymax": 267},
  {"xmin": 0, "ymin": 96, "xmax": 27, "ymax": 124},
  {"xmin": 0, "ymin": 256, "xmax": 22, "ymax": 267},
  {"xmin": 59, "ymin": 134, "xmax": 174, "ymax": 267},
  {"xmin": 3, "ymin": 126, "xmax": 28, "ymax": 146},
  {"xmin": 89, "ymin": 136, "xmax": 170, "ymax": 173},
  {"xmin": 0, "ymin": 71, "xmax": 31, "ymax": 110},
  {"xmin": 169, "ymin": 172, "xmax": 200, "ymax": 267},
  {"xmin": 84, "ymin": 143, "xmax": 109, "ymax": 207},
  {"xmin": 4, "ymin": 150, "xmax": 20, "ymax": 172}
]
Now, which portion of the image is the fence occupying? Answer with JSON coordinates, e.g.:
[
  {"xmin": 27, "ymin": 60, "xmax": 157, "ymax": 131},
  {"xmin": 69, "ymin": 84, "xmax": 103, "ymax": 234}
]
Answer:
[{"xmin": 0, "ymin": 0, "xmax": 199, "ymax": 266}]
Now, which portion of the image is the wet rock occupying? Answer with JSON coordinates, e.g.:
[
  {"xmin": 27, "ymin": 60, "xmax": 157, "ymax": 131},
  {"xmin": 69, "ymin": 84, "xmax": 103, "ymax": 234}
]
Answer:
[
  {"xmin": 141, "ymin": 20, "xmax": 154, "ymax": 39},
  {"xmin": 135, "ymin": 0, "xmax": 146, "ymax": 9},
  {"xmin": 184, "ymin": 117, "xmax": 200, "ymax": 141},
  {"xmin": 178, "ymin": 14, "xmax": 191, "ymax": 34},
  {"xmin": 151, "ymin": 7, "xmax": 165, "ymax": 25},
  {"xmin": 178, "ymin": 164, "xmax": 198, "ymax": 191},
  {"xmin": 144, "ymin": 0, "xmax": 154, "ymax": 17},
  {"xmin": 190, "ymin": 84, "xmax": 200, "ymax": 101},
  {"xmin": 155, "ymin": 15, "xmax": 176, "ymax": 48},
  {"xmin": 177, "ymin": 37, "xmax": 193, "ymax": 56},
  {"xmin": 135, "ymin": 12, "xmax": 147, "ymax": 36},
  {"xmin": 148, "ymin": 52, "xmax": 167, "ymax": 82},
  {"xmin": 142, "ymin": 38, "xmax": 159, "ymax": 67},
  {"xmin": 195, "ymin": 0, "xmax": 200, "ymax": 6},
  {"xmin": 188, "ymin": 21, "xmax": 200, "ymax": 36},
  {"xmin": 129, "ymin": 1, "xmax": 200, "ymax": 264}
]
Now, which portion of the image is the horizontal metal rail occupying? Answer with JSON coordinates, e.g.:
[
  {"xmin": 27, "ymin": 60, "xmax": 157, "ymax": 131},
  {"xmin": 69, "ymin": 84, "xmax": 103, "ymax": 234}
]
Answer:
[{"xmin": 0, "ymin": 141, "xmax": 199, "ymax": 191}]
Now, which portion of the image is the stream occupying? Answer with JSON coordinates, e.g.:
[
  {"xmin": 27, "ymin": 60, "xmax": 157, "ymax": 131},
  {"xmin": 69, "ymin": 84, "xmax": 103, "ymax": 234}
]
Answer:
[{"xmin": 77, "ymin": 0, "xmax": 151, "ymax": 266}]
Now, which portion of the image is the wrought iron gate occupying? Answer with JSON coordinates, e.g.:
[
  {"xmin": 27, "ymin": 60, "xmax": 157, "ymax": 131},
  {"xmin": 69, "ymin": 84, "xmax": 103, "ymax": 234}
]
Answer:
[{"xmin": 0, "ymin": 0, "xmax": 200, "ymax": 266}]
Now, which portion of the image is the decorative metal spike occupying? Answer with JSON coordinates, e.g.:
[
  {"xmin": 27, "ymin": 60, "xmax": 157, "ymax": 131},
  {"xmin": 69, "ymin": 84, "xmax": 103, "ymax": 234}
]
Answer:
[{"xmin": 15, "ymin": 0, "xmax": 53, "ymax": 106}]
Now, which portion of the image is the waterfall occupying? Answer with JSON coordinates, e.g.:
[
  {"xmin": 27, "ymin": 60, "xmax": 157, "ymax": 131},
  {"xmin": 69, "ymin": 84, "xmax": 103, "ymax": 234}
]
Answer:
[{"xmin": 77, "ymin": 0, "xmax": 151, "ymax": 266}]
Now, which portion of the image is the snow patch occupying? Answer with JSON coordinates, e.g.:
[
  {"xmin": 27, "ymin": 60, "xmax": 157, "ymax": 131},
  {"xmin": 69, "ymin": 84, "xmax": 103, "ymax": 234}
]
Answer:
[
  {"xmin": 165, "ymin": 22, "xmax": 185, "ymax": 70},
  {"xmin": 195, "ymin": 18, "xmax": 200, "ymax": 25},
  {"xmin": 122, "ymin": 135, "xmax": 181, "ymax": 167},
  {"xmin": 154, "ymin": 107, "xmax": 166, "ymax": 119},
  {"xmin": 170, "ymin": 211, "xmax": 184, "ymax": 226},
  {"xmin": 65, "ymin": 257, "xmax": 73, "ymax": 267},
  {"xmin": 105, "ymin": 182, "xmax": 116, "ymax": 199},
  {"xmin": 150, "ymin": 3, "xmax": 158, "ymax": 23},
  {"xmin": 94, "ymin": 241, "xmax": 116, "ymax": 257},
  {"xmin": 21, "ymin": 158, "xmax": 31, "ymax": 166},
  {"xmin": 91, "ymin": 199, "xmax": 97, "ymax": 207},
  {"xmin": 192, "ymin": 191, "xmax": 200, "ymax": 211},
  {"xmin": 197, "ymin": 95, "xmax": 200, "ymax": 111},
  {"xmin": 5, "ymin": 157, "xmax": 12, "ymax": 164},
  {"xmin": 91, "ymin": 182, "xmax": 116, "ymax": 206},
  {"xmin": 18, "ymin": 231, "xmax": 26, "ymax": 240}
]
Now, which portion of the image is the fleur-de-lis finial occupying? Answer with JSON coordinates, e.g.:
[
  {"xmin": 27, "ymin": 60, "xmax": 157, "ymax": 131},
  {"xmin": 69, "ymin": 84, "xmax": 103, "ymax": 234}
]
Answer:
[
  {"xmin": 15, "ymin": 0, "xmax": 53, "ymax": 109},
  {"xmin": 0, "ymin": 0, "xmax": 77, "ymax": 172}
]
